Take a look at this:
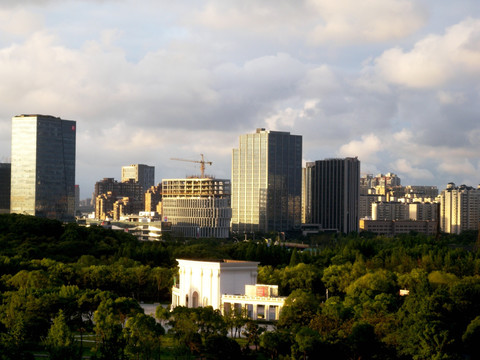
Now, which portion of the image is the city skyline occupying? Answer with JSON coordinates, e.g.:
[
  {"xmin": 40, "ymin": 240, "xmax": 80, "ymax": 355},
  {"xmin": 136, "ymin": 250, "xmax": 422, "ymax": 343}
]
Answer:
[{"xmin": 0, "ymin": 1, "xmax": 479, "ymax": 198}]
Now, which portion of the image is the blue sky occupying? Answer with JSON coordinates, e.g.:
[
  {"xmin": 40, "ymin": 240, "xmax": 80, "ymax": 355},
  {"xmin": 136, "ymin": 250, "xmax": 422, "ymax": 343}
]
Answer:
[{"xmin": 0, "ymin": 0, "xmax": 479, "ymax": 198}]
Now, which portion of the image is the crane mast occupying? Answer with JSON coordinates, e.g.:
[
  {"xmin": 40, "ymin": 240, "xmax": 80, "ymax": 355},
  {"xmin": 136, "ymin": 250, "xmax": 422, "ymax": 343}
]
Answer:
[{"xmin": 170, "ymin": 154, "xmax": 212, "ymax": 178}]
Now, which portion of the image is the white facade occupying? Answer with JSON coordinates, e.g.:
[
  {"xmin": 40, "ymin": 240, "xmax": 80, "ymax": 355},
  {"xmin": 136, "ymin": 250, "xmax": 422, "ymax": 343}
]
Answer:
[
  {"xmin": 440, "ymin": 183, "xmax": 480, "ymax": 234},
  {"xmin": 171, "ymin": 259, "xmax": 285, "ymax": 320}
]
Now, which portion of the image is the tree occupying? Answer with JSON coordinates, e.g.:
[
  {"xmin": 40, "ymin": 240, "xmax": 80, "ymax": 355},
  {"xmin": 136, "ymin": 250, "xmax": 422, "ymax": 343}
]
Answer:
[
  {"xmin": 43, "ymin": 310, "xmax": 81, "ymax": 360},
  {"xmin": 295, "ymin": 327, "xmax": 321, "ymax": 360},
  {"xmin": 260, "ymin": 330, "xmax": 292, "ymax": 360},
  {"xmin": 194, "ymin": 306, "xmax": 227, "ymax": 340},
  {"xmin": 242, "ymin": 321, "xmax": 265, "ymax": 351},
  {"xmin": 124, "ymin": 313, "xmax": 163, "ymax": 360},
  {"xmin": 167, "ymin": 307, "xmax": 202, "ymax": 357},
  {"xmin": 462, "ymin": 316, "xmax": 480, "ymax": 358},
  {"xmin": 93, "ymin": 299, "xmax": 126, "ymax": 360},
  {"xmin": 277, "ymin": 289, "xmax": 319, "ymax": 331},
  {"xmin": 204, "ymin": 334, "xmax": 241, "ymax": 360},
  {"xmin": 348, "ymin": 322, "xmax": 377, "ymax": 360}
]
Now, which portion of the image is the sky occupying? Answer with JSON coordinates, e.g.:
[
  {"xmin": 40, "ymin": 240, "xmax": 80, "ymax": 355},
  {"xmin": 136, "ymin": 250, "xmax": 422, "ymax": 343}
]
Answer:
[{"xmin": 0, "ymin": 0, "xmax": 480, "ymax": 199}]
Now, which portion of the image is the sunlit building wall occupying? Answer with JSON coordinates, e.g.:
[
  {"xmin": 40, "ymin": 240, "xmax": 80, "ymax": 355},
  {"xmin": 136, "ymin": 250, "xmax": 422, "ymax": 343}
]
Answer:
[
  {"xmin": 231, "ymin": 128, "xmax": 302, "ymax": 233},
  {"xmin": 121, "ymin": 164, "xmax": 155, "ymax": 192},
  {"xmin": 162, "ymin": 178, "xmax": 231, "ymax": 238},
  {"xmin": 440, "ymin": 183, "xmax": 480, "ymax": 234},
  {"xmin": 10, "ymin": 115, "xmax": 76, "ymax": 221}
]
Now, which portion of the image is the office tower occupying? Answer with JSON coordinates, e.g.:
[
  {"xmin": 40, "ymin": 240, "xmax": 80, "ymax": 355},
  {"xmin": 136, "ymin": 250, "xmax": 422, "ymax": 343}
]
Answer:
[
  {"xmin": 440, "ymin": 183, "xmax": 480, "ymax": 234},
  {"xmin": 0, "ymin": 163, "xmax": 11, "ymax": 213},
  {"xmin": 231, "ymin": 128, "xmax": 302, "ymax": 233},
  {"xmin": 308, "ymin": 157, "xmax": 360, "ymax": 233},
  {"xmin": 162, "ymin": 178, "xmax": 231, "ymax": 238},
  {"xmin": 11, "ymin": 115, "xmax": 76, "ymax": 221},
  {"xmin": 121, "ymin": 164, "xmax": 155, "ymax": 192}
]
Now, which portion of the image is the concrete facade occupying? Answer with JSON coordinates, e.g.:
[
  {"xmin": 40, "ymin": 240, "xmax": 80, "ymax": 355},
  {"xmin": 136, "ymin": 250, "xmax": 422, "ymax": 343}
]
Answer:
[
  {"xmin": 162, "ymin": 178, "xmax": 231, "ymax": 238},
  {"xmin": 171, "ymin": 259, "xmax": 285, "ymax": 320},
  {"xmin": 440, "ymin": 183, "xmax": 480, "ymax": 234}
]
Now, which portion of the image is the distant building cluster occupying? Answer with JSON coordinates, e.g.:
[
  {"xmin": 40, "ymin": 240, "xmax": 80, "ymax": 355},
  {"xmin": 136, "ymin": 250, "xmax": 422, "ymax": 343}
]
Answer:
[{"xmin": 2, "ymin": 114, "xmax": 480, "ymax": 240}]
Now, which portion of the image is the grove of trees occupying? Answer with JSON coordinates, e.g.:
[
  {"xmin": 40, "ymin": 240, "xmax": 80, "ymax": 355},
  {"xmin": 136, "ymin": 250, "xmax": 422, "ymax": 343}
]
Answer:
[{"xmin": 1, "ymin": 213, "xmax": 480, "ymax": 359}]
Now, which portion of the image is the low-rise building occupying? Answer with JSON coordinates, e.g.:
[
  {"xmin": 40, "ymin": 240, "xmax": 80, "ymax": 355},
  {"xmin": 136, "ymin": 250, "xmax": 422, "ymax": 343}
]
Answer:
[
  {"xmin": 171, "ymin": 259, "xmax": 286, "ymax": 321},
  {"xmin": 359, "ymin": 219, "xmax": 438, "ymax": 236}
]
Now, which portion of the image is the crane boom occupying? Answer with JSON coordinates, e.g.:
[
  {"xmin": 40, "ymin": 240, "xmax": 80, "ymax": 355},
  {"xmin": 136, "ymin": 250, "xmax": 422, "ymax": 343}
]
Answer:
[{"xmin": 170, "ymin": 154, "xmax": 212, "ymax": 178}]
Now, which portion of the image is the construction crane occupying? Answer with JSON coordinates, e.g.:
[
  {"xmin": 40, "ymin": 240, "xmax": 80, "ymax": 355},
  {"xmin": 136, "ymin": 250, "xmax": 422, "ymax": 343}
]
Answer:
[{"xmin": 170, "ymin": 154, "xmax": 212, "ymax": 178}]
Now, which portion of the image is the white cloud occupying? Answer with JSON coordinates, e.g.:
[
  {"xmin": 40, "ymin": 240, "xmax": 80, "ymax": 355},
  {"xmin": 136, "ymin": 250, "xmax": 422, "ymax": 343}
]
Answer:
[
  {"xmin": 374, "ymin": 18, "xmax": 480, "ymax": 88},
  {"xmin": 338, "ymin": 134, "xmax": 382, "ymax": 162},
  {"xmin": 191, "ymin": 0, "xmax": 426, "ymax": 46},
  {"xmin": 307, "ymin": 0, "xmax": 426, "ymax": 45},
  {"xmin": 0, "ymin": 9, "xmax": 44, "ymax": 36}
]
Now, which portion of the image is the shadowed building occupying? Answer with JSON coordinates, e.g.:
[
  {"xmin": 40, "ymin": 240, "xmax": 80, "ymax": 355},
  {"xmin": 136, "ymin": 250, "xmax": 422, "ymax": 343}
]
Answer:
[
  {"xmin": 307, "ymin": 157, "xmax": 360, "ymax": 234},
  {"xmin": 10, "ymin": 115, "xmax": 76, "ymax": 221},
  {"xmin": 0, "ymin": 163, "xmax": 11, "ymax": 213}
]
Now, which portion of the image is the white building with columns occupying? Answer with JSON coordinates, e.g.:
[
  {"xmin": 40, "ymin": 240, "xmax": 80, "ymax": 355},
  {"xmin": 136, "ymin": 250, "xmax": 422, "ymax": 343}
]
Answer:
[{"xmin": 171, "ymin": 259, "xmax": 286, "ymax": 321}]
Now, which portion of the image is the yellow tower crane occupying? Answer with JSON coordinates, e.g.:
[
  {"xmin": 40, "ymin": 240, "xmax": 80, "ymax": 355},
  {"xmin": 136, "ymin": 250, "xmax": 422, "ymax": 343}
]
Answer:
[{"xmin": 170, "ymin": 154, "xmax": 212, "ymax": 178}]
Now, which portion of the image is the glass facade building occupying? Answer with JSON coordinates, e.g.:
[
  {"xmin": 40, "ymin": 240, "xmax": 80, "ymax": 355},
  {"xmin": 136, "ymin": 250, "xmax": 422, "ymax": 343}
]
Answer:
[
  {"xmin": 308, "ymin": 158, "xmax": 360, "ymax": 233},
  {"xmin": 11, "ymin": 115, "xmax": 76, "ymax": 221},
  {"xmin": 231, "ymin": 128, "xmax": 302, "ymax": 233}
]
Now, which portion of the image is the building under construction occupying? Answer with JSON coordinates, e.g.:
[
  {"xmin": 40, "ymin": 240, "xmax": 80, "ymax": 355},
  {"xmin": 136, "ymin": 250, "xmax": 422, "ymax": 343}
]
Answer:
[{"xmin": 161, "ymin": 177, "xmax": 231, "ymax": 238}]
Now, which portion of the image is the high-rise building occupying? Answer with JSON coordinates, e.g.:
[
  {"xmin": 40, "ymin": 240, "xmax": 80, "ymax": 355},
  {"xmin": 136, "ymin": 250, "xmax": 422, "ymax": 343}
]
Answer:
[
  {"xmin": 308, "ymin": 158, "xmax": 360, "ymax": 233},
  {"xmin": 162, "ymin": 178, "xmax": 231, "ymax": 238},
  {"xmin": 301, "ymin": 164, "xmax": 313, "ymax": 224},
  {"xmin": 231, "ymin": 128, "xmax": 302, "ymax": 233},
  {"xmin": 439, "ymin": 183, "xmax": 480, "ymax": 234},
  {"xmin": 121, "ymin": 164, "xmax": 155, "ymax": 192},
  {"xmin": 0, "ymin": 163, "xmax": 11, "ymax": 213},
  {"xmin": 93, "ymin": 178, "xmax": 144, "ymax": 219},
  {"xmin": 10, "ymin": 115, "xmax": 76, "ymax": 221},
  {"xmin": 145, "ymin": 184, "xmax": 162, "ymax": 213}
]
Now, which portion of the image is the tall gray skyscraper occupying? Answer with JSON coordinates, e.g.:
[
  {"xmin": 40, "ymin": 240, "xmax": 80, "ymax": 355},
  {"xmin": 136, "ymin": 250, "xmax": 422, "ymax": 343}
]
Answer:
[
  {"xmin": 231, "ymin": 128, "xmax": 302, "ymax": 233},
  {"xmin": 121, "ymin": 164, "xmax": 155, "ymax": 192},
  {"xmin": 11, "ymin": 115, "xmax": 76, "ymax": 221},
  {"xmin": 308, "ymin": 157, "xmax": 360, "ymax": 233}
]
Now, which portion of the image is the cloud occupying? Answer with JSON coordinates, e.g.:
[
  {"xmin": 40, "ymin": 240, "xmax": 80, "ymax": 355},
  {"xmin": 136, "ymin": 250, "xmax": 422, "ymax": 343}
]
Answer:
[
  {"xmin": 338, "ymin": 134, "xmax": 382, "ymax": 163},
  {"xmin": 437, "ymin": 159, "xmax": 477, "ymax": 176},
  {"xmin": 374, "ymin": 18, "xmax": 480, "ymax": 88},
  {"xmin": 0, "ymin": 9, "xmax": 44, "ymax": 36},
  {"xmin": 307, "ymin": 0, "xmax": 427, "ymax": 45},
  {"xmin": 192, "ymin": 0, "xmax": 426, "ymax": 46},
  {"xmin": 393, "ymin": 159, "xmax": 434, "ymax": 180}
]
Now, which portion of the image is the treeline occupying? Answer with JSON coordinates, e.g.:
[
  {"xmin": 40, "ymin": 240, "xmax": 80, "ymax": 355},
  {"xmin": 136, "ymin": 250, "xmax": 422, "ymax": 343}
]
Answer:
[
  {"xmin": 1, "ymin": 213, "xmax": 480, "ymax": 359},
  {"xmin": 256, "ymin": 232, "xmax": 480, "ymax": 359}
]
